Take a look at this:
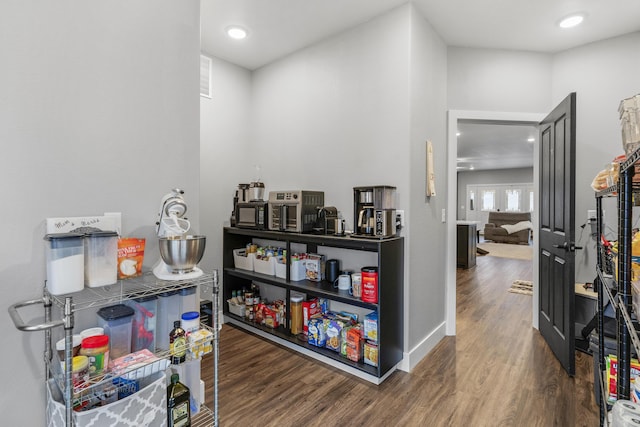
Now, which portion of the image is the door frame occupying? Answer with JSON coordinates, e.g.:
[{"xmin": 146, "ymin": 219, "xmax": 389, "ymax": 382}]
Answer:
[{"xmin": 445, "ymin": 110, "xmax": 546, "ymax": 336}]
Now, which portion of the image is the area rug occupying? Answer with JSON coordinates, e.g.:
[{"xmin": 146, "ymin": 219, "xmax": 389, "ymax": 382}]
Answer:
[
  {"xmin": 477, "ymin": 242, "xmax": 533, "ymax": 261},
  {"xmin": 509, "ymin": 280, "xmax": 533, "ymax": 295}
]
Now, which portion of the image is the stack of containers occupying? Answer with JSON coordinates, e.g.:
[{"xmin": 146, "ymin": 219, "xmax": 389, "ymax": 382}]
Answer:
[{"xmin": 44, "ymin": 229, "xmax": 119, "ymax": 295}]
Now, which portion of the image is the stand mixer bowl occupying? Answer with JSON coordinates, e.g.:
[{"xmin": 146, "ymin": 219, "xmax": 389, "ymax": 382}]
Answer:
[{"xmin": 159, "ymin": 235, "xmax": 206, "ymax": 273}]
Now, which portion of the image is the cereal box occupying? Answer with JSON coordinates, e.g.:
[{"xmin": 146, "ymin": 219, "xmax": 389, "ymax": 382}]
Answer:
[
  {"xmin": 307, "ymin": 317, "xmax": 327, "ymax": 347},
  {"xmin": 364, "ymin": 342, "xmax": 378, "ymax": 367},
  {"xmin": 303, "ymin": 254, "xmax": 325, "ymax": 282},
  {"xmin": 325, "ymin": 319, "xmax": 347, "ymax": 352},
  {"xmin": 364, "ymin": 311, "xmax": 378, "ymax": 343}
]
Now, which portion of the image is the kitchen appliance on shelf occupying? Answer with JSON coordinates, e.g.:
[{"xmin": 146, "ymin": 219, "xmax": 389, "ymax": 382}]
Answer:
[
  {"xmin": 234, "ymin": 181, "xmax": 268, "ymax": 229},
  {"xmin": 353, "ymin": 186, "xmax": 397, "ymax": 238},
  {"xmin": 153, "ymin": 189, "xmax": 206, "ymax": 280},
  {"xmin": 313, "ymin": 206, "xmax": 339, "ymax": 235},
  {"xmin": 229, "ymin": 183, "xmax": 250, "ymax": 226},
  {"xmin": 268, "ymin": 190, "xmax": 324, "ymax": 233}
]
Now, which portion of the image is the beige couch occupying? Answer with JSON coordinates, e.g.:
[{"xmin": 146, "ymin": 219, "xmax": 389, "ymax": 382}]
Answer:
[{"xmin": 483, "ymin": 211, "xmax": 531, "ymax": 244}]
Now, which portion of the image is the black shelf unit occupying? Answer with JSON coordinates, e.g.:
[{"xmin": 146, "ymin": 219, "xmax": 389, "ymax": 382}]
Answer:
[
  {"xmin": 222, "ymin": 227, "xmax": 404, "ymax": 383},
  {"xmin": 595, "ymin": 146, "xmax": 640, "ymax": 425}
]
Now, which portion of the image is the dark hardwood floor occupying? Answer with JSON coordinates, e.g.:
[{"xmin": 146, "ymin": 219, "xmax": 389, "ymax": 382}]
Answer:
[{"xmin": 203, "ymin": 254, "xmax": 599, "ymax": 426}]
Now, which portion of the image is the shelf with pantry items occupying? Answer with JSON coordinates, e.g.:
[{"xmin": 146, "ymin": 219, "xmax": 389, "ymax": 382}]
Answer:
[
  {"xmin": 593, "ymin": 134, "xmax": 640, "ymax": 425},
  {"xmin": 9, "ymin": 271, "xmax": 219, "ymax": 427},
  {"xmin": 222, "ymin": 227, "xmax": 403, "ymax": 384}
]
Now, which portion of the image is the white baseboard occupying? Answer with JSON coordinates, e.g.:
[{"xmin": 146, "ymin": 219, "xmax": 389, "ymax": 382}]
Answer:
[{"xmin": 397, "ymin": 321, "xmax": 447, "ymax": 372}]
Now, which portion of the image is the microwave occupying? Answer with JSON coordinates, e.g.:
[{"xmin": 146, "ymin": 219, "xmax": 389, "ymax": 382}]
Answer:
[
  {"xmin": 235, "ymin": 202, "xmax": 268, "ymax": 230},
  {"xmin": 268, "ymin": 190, "xmax": 324, "ymax": 233}
]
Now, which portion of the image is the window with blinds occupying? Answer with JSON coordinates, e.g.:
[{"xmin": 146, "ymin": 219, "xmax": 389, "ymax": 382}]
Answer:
[{"xmin": 200, "ymin": 54, "xmax": 212, "ymax": 98}]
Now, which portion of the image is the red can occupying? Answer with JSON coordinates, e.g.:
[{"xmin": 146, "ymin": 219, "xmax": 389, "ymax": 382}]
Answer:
[{"xmin": 361, "ymin": 267, "xmax": 378, "ymax": 303}]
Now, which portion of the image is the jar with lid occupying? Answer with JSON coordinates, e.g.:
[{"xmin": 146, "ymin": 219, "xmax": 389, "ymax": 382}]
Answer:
[
  {"xmin": 290, "ymin": 296, "xmax": 303, "ymax": 335},
  {"xmin": 80, "ymin": 334, "xmax": 110, "ymax": 376}
]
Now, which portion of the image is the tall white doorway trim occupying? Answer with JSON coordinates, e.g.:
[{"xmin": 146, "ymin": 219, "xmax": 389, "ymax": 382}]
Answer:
[{"xmin": 446, "ymin": 110, "xmax": 546, "ymax": 336}]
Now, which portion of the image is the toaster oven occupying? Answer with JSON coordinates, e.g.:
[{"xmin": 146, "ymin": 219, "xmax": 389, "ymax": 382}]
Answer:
[{"xmin": 268, "ymin": 191, "xmax": 324, "ymax": 233}]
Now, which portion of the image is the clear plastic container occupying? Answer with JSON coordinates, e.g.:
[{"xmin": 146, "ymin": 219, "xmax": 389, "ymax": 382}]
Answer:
[
  {"xmin": 181, "ymin": 311, "xmax": 200, "ymax": 335},
  {"xmin": 97, "ymin": 304, "xmax": 134, "ymax": 359},
  {"xmin": 44, "ymin": 233, "xmax": 85, "ymax": 295},
  {"xmin": 290, "ymin": 296, "xmax": 303, "ymax": 335},
  {"xmin": 179, "ymin": 286, "xmax": 199, "ymax": 317},
  {"xmin": 84, "ymin": 231, "xmax": 118, "ymax": 287},
  {"xmin": 129, "ymin": 295, "xmax": 157, "ymax": 352},
  {"xmin": 157, "ymin": 291, "xmax": 181, "ymax": 351}
]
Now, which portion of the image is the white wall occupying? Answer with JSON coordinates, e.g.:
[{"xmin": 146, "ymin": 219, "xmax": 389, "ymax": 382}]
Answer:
[
  {"xmin": 552, "ymin": 31, "xmax": 640, "ymax": 283},
  {"xmin": 457, "ymin": 167, "xmax": 534, "ymax": 219},
  {"xmin": 199, "ymin": 56, "xmax": 252, "ymax": 278},
  {"xmin": 448, "ymin": 47, "xmax": 553, "ymax": 113},
  {"xmin": 250, "ymin": 5, "xmax": 411, "ymax": 225},
  {"xmin": 407, "ymin": 7, "xmax": 448, "ymax": 368},
  {"xmin": 0, "ymin": 1, "xmax": 200, "ymax": 424}
]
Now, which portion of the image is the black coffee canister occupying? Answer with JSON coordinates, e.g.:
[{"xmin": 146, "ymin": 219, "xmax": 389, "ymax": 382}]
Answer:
[{"xmin": 326, "ymin": 259, "xmax": 340, "ymax": 283}]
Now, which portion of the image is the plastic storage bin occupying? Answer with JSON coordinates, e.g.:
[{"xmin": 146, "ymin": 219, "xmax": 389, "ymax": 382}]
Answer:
[
  {"xmin": 157, "ymin": 291, "xmax": 180, "ymax": 351},
  {"xmin": 233, "ymin": 248, "xmax": 254, "ymax": 271},
  {"xmin": 84, "ymin": 231, "xmax": 118, "ymax": 287},
  {"xmin": 44, "ymin": 233, "xmax": 85, "ymax": 295},
  {"xmin": 179, "ymin": 286, "xmax": 198, "ymax": 316},
  {"xmin": 97, "ymin": 304, "xmax": 134, "ymax": 360},
  {"xmin": 253, "ymin": 256, "xmax": 276, "ymax": 276},
  {"xmin": 129, "ymin": 296, "xmax": 157, "ymax": 353}
]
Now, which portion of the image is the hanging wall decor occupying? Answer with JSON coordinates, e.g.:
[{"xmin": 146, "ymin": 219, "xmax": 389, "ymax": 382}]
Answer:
[{"xmin": 426, "ymin": 140, "xmax": 436, "ymax": 197}]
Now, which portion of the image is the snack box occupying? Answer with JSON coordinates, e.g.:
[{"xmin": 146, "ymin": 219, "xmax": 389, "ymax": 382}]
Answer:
[
  {"xmin": 606, "ymin": 354, "xmax": 640, "ymax": 403},
  {"xmin": 188, "ymin": 329, "xmax": 213, "ymax": 359},
  {"xmin": 364, "ymin": 342, "xmax": 379, "ymax": 367},
  {"xmin": 307, "ymin": 317, "xmax": 327, "ymax": 347},
  {"xmin": 340, "ymin": 325, "xmax": 361, "ymax": 357},
  {"xmin": 303, "ymin": 254, "xmax": 325, "ymax": 282},
  {"xmin": 364, "ymin": 311, "xmax": 378, "ymax": 343},
  {"xmin": 325, "ymin": 318, "xmax": 348, "ymax": 352},
  {"xmin": 303, "ymin": 298, "xmax": 321, "ymax": 335}
]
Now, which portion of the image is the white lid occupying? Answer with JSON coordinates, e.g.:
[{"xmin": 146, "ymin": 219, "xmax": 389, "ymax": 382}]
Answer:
[
  {"xmin": 291, "ymin": 296, "xmax": 303, "ymax": 303},
  {"xmin": 56, "ymin": 335, "xmax": 82, "ymax": 350},
  {"xmin": 80, "ymin": 327, "xmax": 104, "ymax": 339}
]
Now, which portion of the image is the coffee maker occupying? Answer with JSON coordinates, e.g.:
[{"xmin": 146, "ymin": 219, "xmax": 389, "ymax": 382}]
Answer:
[{"xmin": 353, "ymin": 186, "xmax": 396, "ymax": 238}]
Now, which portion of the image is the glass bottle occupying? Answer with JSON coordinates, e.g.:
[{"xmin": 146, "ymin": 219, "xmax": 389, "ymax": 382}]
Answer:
[
  {"xmin": 167, "ymin": 373, "xmax": 191, "ymax": 427},
  {"xmin": 169, "ymin": 320, "xmax": 186, "ymax": 364}
]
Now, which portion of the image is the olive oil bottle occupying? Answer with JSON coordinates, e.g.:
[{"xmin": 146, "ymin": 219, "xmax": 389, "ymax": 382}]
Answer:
[{"xmin": 167, "ymin": 373, "xmax": 191, "ymax": 427}]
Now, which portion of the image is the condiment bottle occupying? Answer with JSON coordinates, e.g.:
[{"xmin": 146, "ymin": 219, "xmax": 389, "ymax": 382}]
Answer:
[
  {"xmin": 80, "ymin": 334, "xmax": 110, "ymax": 376},
  {"xmin": 167, "ymin": 373, "xmax": 191, "ymax": 427},
  {"xmin": 169, "ymin": 320, "xmax": 187, "ymax": 364}
]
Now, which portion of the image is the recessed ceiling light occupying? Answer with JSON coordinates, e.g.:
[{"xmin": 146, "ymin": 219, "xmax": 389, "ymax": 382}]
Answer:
[
  {"xmin": 226, "ymin": 26, "xmax": 248, "ymax": 40},
  {"xmin": 527, "ymin": 137, "xmax": 535, "ymax": 142},
  {"xmin": 559, "ymin": 14, "xmax": 584, "ymax": 29},
  {"xmin": 456, "ymin": 132, "xmax": 461, "ymax": 137}
]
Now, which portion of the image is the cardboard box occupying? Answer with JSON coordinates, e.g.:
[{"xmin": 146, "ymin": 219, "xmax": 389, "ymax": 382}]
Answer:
[
  {"xmin": 303, "ymin": 254, "xmax": 325, "ymax": 282},
  {"xmin": 302, "ymin": 298, "xmax": 320, "ymax": 335}
]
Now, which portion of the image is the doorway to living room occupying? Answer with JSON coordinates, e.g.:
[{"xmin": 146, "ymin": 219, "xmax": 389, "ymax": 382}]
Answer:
[{"xmin": 445, "ymin": 110, "xmax": 545, "ymax": 336}]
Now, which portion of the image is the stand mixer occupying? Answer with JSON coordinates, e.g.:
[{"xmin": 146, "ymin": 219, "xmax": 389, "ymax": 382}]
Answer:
[{"xmin": 153, "ymin": 189, "xmax": 205, "ymax": 280}]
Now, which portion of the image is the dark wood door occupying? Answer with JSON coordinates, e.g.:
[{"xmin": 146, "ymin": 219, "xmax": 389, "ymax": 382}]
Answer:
[{"xmin": 538, "ymin": 93, "xmax": 577, "ymax": 376}]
